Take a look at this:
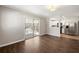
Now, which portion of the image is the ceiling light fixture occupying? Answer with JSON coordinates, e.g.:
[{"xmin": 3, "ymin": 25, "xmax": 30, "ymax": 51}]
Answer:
[{"xmin": 47, "ymin": 5, "xmax": 59, "ymax": 12}]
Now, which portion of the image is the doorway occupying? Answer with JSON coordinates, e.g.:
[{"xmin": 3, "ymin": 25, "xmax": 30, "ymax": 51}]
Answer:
[
  {"xmin": 60, "ymin": 16, "xmax": 79, "ymax": 40},
  {"xmin": 25, "ymin": 18, "xmax": 40, "ymax": 39}
]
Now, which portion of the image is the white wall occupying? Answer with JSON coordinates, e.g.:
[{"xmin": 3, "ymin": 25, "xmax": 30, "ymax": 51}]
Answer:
[
  {"xmin": 40, "ymin": 18, "xmax": 47, "ymax": 35},
  {"xmin": 0, "ymin": 6, "xmax": 25, "ymax": 46},
  {"xmin": 0, "ymin": 6, "xmax": 46, "ymax": 47}
]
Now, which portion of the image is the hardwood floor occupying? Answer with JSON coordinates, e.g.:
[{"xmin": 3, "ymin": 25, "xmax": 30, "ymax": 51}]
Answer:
[{"xmin": 0, "ymin": 35, "xmax": 79, "ymax": 53}]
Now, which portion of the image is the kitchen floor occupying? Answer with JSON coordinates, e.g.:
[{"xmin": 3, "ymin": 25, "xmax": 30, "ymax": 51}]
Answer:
[{"xmin": 61, "ymin": 34, "xmax": 79, "ymax": 40}]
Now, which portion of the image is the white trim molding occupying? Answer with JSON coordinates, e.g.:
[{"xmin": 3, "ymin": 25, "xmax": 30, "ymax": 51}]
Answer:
[{"xmin": 0, "ymin": 39, "xmax": 25, "ymax": 48}]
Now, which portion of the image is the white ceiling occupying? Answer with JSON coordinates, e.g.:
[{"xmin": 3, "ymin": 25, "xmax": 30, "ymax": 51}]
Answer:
[{"xmin": 3, "ymin": 5, "xmax": 79, "ymax": 18}]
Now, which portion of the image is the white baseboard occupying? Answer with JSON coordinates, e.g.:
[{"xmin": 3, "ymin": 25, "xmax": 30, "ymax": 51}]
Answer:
[
  {"xmin": 0, "ymin": 33, "xmax": 47, "ymax": 48},
  {"xmin": 0, "ymin": 39, "xmax": 25, "ymax": 48}
]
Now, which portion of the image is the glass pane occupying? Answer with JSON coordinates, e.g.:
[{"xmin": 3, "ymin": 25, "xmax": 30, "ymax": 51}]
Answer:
[
  {"xmin": 34, "ymin": 19, "xmax": 40, "ymax": 36},
  {"xmin": 25, "ymin": 18, "xmax": 34, "ymax": 39}
]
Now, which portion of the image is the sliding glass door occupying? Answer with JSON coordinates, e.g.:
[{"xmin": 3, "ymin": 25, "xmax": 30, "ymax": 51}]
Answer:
[{"xmin": 25, "ymin": 18, "xmax": 40, "ymax": 39}]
